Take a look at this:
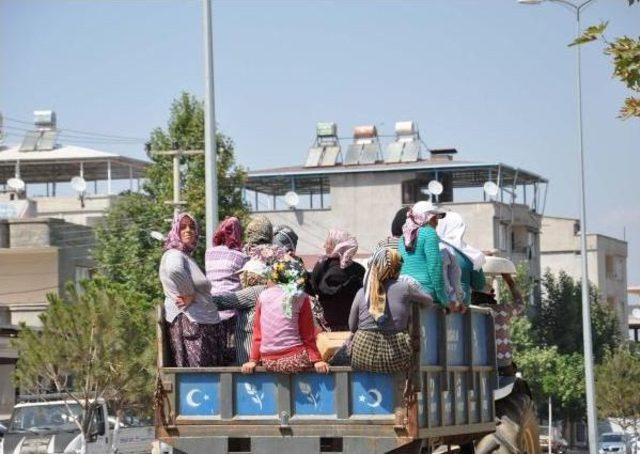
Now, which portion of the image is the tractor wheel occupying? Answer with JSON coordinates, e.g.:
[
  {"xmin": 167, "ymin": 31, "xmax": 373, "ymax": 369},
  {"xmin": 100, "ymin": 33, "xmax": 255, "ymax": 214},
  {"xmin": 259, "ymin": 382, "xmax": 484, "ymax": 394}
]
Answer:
[{"xmin": 476, "ymin": 391, "xmax": 540, "ymax": 454}]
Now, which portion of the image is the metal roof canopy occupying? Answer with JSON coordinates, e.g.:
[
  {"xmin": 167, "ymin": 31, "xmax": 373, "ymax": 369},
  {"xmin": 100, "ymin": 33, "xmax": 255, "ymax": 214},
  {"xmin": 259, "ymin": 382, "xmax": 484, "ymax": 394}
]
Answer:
[
  {"xmin": 245, "ymin": 161, "xmax": 547, "ymax": 196},
  {"xmin": 0, "ymin": 144, "xmax": 149, "ymax": 183}
]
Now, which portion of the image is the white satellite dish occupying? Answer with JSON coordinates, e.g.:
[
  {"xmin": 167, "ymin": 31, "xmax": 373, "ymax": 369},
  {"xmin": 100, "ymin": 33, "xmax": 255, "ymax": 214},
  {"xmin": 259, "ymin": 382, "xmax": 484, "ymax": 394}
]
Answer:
[
  {"xmin": 633, "ymin": 308, "xmax": 640, "ymax": 319},
  {"xmin": 483, "ymin": 181, "xmax": 500, "ymax": 198},
  {"xmin": 70, "ymin": 176, "xmax": 87, "ymax": 193},
  {"xmin": 150, "ymin": 231, "xmax": 166, "ymax": 242},
  {"xmin": 427, "ymin": 180, "xmax": 443, "ymax": 196},
  {"xmin": 284, "ymin": 191, "xmax": 300, "ymax": 209},
  {"xmin": 7, "ymin": 177, "xmax": 25, "ymax": 192}
]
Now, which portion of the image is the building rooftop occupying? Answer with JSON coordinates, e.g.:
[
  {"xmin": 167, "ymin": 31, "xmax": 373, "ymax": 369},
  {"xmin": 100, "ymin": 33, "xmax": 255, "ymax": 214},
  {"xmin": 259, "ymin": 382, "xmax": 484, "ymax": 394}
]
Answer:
[{"xmin": 0, "ymin": 143, "xmax": 149, "ymax": 183}]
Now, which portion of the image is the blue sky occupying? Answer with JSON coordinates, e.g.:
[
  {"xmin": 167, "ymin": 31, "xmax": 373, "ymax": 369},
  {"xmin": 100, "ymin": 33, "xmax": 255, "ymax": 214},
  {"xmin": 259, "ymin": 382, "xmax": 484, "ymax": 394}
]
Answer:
[{"xmin": 2, "ymin": 0, "xmax": 639, "ymax": 284}]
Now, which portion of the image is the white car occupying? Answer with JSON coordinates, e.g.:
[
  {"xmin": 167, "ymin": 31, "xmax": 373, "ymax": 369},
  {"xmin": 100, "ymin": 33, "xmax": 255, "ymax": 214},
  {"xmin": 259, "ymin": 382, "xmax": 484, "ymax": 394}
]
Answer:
[{"xmin": 599, "ymin": 432, "xmax": 632, "ymax": 454}]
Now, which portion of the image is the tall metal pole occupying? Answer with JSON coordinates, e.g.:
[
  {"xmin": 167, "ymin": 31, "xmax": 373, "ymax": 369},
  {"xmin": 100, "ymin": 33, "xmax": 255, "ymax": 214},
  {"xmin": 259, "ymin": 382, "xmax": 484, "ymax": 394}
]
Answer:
[
  {"xmin": 203, "ymin": 0, "xmax": 219, "ymax": 244},
  {"xmin": 173, "ymin": 154, "xmax": 181, "ymax": 218},
  {"xmin": 575, "ymin": 7, "xmax": 598, "ymax": 453},
  {"xmin": 549, "ymin": 396, "xmax": 553, "ymax": 454}
]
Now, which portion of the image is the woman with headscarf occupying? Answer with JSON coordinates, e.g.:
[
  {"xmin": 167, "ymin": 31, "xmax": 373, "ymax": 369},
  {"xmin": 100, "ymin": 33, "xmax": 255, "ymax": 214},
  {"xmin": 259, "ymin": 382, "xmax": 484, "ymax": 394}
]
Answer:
[
  {"xmin": 205, "ymin": 217, "xmax": 249, "ymax": 295},
  {"xmin": 158, "ymin": 213, "xmax": 225, "ymax": 367},
  {"xmin": 375, "ymin": 206, "xmax": 411, "ymax": 252},
  {"xmin": 243, "ymin": 215, "xmax": 286, "ymax": 265},
  {"xmin": 436, "ymin": 211, "xmax": 486, "ymax": 308},
  {"xmin": 241, "ymin": 258, "xmax": 329, "ymax": 374},
  {"xmin": 310, "ymin": 229, "xmax": 365, "ymax": 331},
  {"xmin": 349, "ymin": 248, "xmax": 433, "ymax": 372},
  {"xmin": 398, "ymin": 201, "xmax": 450, "ymax": 309}
]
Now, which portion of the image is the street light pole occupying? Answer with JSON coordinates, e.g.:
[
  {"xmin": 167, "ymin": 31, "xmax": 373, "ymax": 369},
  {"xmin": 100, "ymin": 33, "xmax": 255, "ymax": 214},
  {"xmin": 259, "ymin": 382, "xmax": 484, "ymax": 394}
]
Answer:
[
  {"xmin": 518, "ymin": 1, "xmax": 599, "ymax": 453},
  {"xmin": 203, "ymin": 0, "xmax": 219, "ymax": 244}
]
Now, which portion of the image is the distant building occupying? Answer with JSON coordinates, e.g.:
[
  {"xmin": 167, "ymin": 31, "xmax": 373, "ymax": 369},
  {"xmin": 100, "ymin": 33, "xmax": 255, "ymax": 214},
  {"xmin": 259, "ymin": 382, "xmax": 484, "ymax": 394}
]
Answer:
[
  {"xmin": 0, "ymin": 110, "xmax": 149, "ymax": 418},
  {"xmin": 628, "ymin": 286, "xmax": 640, "ymax": 342},
  {"xmin": 244, "ymin": 122, "xmax": 548, "ymax": 288},
  {"xmin": 539, "ymin": 216, "xmax": 628, "ymax": 335}
]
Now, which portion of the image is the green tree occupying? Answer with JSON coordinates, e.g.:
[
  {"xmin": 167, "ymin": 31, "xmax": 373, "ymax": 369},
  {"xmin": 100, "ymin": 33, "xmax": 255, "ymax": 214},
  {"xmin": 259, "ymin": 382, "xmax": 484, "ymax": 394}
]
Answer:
[
  {"xmin": 93, "ymin": 92, "xmax": 249, "ymax": 301},
  {"xmin": 596, "ymin": 348, "xmax": 640, "ymax": 445},
  {"xmin": 530, "ymin": 270, "xmax": 620, "ymax": 362},
  {"xmin": 12, "ymin": 279, "xmax": 154, "ymax": 453},
  {"xmin": 570, "ymin": 1, "xmax": 639, "ymax": 119}
]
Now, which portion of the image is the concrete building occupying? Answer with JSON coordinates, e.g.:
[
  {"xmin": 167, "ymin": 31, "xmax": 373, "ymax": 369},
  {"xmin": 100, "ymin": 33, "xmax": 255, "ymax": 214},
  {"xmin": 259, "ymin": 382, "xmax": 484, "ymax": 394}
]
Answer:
[
  {"xmin": 244, "ymin": 122, "xmax": 548, "ymax": 286},
  {"xmin": 628, "ymin": 286, "xmax": 640, "ymax": 342},
  {"xmin": 0, "ymin": 110, "xmax": 149, "ymax": 418},
  {"xmin": 539, "ymin": 216, "xmax": 628, "ymax": 333}
]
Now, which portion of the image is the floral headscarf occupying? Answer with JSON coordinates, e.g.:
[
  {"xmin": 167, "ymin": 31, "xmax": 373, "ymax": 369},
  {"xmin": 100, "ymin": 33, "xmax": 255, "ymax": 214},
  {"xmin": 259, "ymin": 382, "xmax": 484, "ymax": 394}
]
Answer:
[
  {"xmin": 364, "ymin": 247, "xmax": 402, "ymax": 322},
  {"xmin": 213, "ymin": 216, "xmax": 243, "ymax": 250},
  {"xmin": 245, "ymin": 216, "xmax": 273, "ymax": 246},
  {"xmin": 324, "ymin": 229, "xmax": 358, "ymax": 269},
  {"xmin": 268, "ymin": 258, "xmax": 307, "ymax": 319},
  {"xmin": 402, "ymin": 201, "xmax": 439, "ymax": 251},
  {"xmin": 164, "ymin": 212, "xmax": 199, "ymax": 256}
]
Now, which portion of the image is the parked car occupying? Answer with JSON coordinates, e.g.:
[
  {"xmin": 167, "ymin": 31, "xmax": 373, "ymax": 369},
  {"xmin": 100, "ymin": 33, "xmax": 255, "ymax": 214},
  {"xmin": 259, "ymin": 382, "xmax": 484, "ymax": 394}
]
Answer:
[
  {"xmin": 599, "ymin": 432, "xmax": 632, "ymax": 454},
  {"xmin": 540, "ymin": 426, "xmax": 569, "ymax": 453}
]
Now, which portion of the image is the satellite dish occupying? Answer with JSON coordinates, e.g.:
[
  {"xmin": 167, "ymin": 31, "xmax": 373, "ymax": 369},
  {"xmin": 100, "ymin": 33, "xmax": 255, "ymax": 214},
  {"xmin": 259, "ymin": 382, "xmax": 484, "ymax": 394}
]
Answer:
[
  {"xmin": 427, "ymin": 180, "xmax": 443, "ymax": 196},
  {"xmin": 483, "ymin": 181, "xmax": 500, "ymax": 198},
  {"xmin": 633, "ymin": 308, "xmax": 640, "ymax": 319},
  {"xmin": 284, "ymin": 191, "xmax": 300, "ymax": 209},
  {"xmin": 70, "ymin": 176, "xmax": 87, "ymax": 193},
  {"xmin": 150, "ymin": 231, "xmax": 166, "ymax": 242},
  {"xmin": 7, "ymin": 177, "xmax": 25, "ymax": 192}
]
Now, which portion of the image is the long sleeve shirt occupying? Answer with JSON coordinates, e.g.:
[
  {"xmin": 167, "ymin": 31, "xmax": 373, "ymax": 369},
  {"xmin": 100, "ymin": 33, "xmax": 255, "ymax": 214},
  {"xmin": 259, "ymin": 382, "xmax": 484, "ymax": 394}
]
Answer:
[
  {"xmin": 205, "ymin": 245, "xmax": 249, "ymax": 295},
  {"xmin": 398, "ymin": 226, "xmax": 449, "ymax": 306},
  {"xmin": 213, "ymin": 285, "xmax": 266, "ymax": 364},
  {"xmin": 454, "ymin": 249, "xmax": 486, "ymax": 306},
  {"xmin": 249, "ymin": 287, "xmax": 321, "ymax": 363},
  {"xmin": 348, "ymin": 279, "xmax": 433, "ymax": 333},
  {"xmin": 159, "ymin": 249, "xmax": 220, "ymax": 324}
]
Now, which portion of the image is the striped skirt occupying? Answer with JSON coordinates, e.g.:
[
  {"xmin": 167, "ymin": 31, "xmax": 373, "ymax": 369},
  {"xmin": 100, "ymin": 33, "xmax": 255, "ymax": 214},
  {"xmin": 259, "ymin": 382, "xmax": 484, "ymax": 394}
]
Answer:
[
  {"xmin": 169, "ymin": 314, "xmax": 226, "ymax": 367},
  {"xmin": 350, "ymin": 330, "xmax": 412, "ymax": 373}
]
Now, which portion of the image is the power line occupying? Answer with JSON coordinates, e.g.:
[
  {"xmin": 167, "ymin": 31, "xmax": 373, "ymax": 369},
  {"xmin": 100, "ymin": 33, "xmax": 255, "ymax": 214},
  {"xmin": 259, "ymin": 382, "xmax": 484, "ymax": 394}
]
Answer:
[{"xmin": 3, "ymin": 116, "xmax": 146, "ymax": 142}]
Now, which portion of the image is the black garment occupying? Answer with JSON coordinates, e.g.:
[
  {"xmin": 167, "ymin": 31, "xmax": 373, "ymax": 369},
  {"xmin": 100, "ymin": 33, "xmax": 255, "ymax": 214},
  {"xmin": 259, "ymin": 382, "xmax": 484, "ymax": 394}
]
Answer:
[{"xmin": 310, "ymin": 257, "xmax": 365, "ymax": 331}]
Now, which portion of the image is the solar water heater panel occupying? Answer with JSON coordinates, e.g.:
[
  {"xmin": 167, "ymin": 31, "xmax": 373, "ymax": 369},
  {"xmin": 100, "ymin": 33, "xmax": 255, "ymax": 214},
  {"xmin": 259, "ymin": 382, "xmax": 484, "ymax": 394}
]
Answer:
[
  {"xmin": 19, "ymin": 131, "xmax": 41, "ymax": 152},
  {"xmin": 359, "ymin": 143, "xmax": 380, "ymax": 164},
  {"xmin": 37, "ymin": 130, "xmax": 58, "ymax": 150},
  {"xmin": 344, "ymin": 144, "xmax": 363, "ymax": 165},
  {"xmin": 401, "ymin": 141, "xmax": 420, "ymax": 162},
  {"xmin": 385, "ymin": 142, "xmax": 403, "ymax": 163},
  {"xmin": 320, "ymin": 146, "xmax": 340, "ymax": 166},
  {"xmin": 304, "ymin": 147, "xmax": 324, "ymax": 167}
]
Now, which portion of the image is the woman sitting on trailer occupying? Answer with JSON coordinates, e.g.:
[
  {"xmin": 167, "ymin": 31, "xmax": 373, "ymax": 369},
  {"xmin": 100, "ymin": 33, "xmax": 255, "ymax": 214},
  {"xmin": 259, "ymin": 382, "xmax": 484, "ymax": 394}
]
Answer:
[
  {"xmin": 436, "ymin": 211, "xmax": 486, "ymax": 309},
  {"xmin": 398, "ymin": 201, "xmax": 452, "ymax": 310},
  {"xmin": 349, "ymin": 247, "xmax": 433, "ymax": 372},
  {"xmin": 375, "ymin": 206, "xmax": 410, "ymax": 252},
  {"xmin": 309, "ymin": 229, "xmax": 365, "ymax": 331},
  {"xmin": 205, "ymin": 216, "xmax": 249, "ymax": 295},
  {"xmin": 159, "ymin": 213, "xmax": 226, "ymax": 367},
  {"xmin": 241, "ymin": 258, "xmax": 329, "ymax": 374},
  {"xmin": 212, "ymin": 259, "xmax": 268, "ymax": 365}
]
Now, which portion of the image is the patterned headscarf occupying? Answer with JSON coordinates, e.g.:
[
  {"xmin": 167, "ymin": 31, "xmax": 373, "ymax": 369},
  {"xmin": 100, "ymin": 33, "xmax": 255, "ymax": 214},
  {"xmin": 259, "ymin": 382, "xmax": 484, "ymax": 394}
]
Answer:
[
  {"xmin": 324, "ymin": 229, "xmax": 358, "ymax": 269},
  {"xmin": 164, "ymin": 212, "xmax": 199, "ymax": 256},
  {"xmin": 402, "ymin": 201, "xmax": 438, "ymax": 251},
  {"xmin": 273, "ymin": 225, "xmax": 298, "ymax": 252},
  {"xmin": 364, "ymin": 247, "xmax": 402, "ymax": 322},
  {"xmin": 245, "ymin": 216, "xmax": 273, "ymax": 246},
  {"xmin": 213, "ymin": 216, "xmax": 243, "ymax": 250},
  {"xmin": 268, "ymin": 258, "xmax": 307, "ymax": 319},
  {"xmin": 436, "ymin": 211, "xmax": 485, "ymax": 270}
]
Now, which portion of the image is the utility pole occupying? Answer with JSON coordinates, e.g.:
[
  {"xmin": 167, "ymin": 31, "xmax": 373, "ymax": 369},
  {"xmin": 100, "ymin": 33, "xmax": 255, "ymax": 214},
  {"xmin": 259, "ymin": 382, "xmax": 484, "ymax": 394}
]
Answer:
[
  {"xmin": 146, "ymin": 142, "xmax": 203, "ymax": 217},
  {"xmin": 549, "ymin": 397, "xmax": 553, "ymax": 454},
  {"xmin": 203, "ymin": 0, "xmax": 218, "ymax": 243}
]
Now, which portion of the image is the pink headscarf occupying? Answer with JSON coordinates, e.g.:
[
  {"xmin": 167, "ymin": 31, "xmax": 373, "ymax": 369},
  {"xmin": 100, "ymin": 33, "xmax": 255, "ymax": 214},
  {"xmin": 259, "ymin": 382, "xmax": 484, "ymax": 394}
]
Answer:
[
  {"xmin": 164, "ymin": 212, "xmax": 199, "ymax": 256},
  {"xmin": 325, "ymin": 229, "xmax": 358, "ymax": 269},
  {"xmin": 213, "ymin": 216, "xmax": 243, "ymax": 251},
  {"xmin": 402, "ymin": 201, "xmax": 438, "ymax": 250}
]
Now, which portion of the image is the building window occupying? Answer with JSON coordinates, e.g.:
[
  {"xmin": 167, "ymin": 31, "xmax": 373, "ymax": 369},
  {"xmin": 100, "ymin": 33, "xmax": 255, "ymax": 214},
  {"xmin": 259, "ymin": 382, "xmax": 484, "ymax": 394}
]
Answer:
[
  {"xmin": 575, "ymin": 422, "xmax": 587, "ymax": 444},
  {"xmin": 75, "ymin": 267, "xmax": 92, "ymax": 293},
  {"xmin": 498, "ymin": 224, "xmax": 509, "ymax": 251}
]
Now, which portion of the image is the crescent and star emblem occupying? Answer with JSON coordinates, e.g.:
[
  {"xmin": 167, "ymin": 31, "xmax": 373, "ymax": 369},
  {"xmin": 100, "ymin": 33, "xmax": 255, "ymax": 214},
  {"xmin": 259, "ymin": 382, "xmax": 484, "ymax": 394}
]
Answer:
[
  {"xmin": 358, "ymin": 388, "xmax": 383, "ymax": 408},
  {"xmin": 185, "ymin": 388, "xmax": 210, "ymax": 408}
]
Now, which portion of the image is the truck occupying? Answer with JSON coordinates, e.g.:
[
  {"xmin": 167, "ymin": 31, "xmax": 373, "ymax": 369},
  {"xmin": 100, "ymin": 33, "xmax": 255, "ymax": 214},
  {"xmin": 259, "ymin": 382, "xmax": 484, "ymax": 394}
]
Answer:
[
  {"xmin": 1, "ymin": 395, "xmax": 157, "ymax": 454},
  {"xmin": 155, "ymin": 257, "xmax": 540, "ymax": 453}
]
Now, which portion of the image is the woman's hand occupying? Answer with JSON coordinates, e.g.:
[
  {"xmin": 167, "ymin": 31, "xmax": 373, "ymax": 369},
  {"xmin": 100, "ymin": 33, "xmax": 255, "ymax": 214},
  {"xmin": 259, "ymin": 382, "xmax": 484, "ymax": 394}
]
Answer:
[
  {"xmin": 176, "ymin": 294, "xmax": 194, "ymax": 310},
  {"xmin": 457, "ymin": 302, "xmax": 467, "ymax": 314},
  {"xmin": 314, "ymin": 361, "xmax": 330, "ymax": 374},
  {"xmin": 241, "ymin": 361, "xmax": 257, "ymax": 374}
]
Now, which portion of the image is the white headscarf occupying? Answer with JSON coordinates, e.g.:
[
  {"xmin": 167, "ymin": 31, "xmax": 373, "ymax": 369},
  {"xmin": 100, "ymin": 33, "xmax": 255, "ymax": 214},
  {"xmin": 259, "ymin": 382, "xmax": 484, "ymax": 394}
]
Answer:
[{"xmin": 436, "ymin": 211, "xmax": 485, "ymax": 270}]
